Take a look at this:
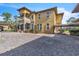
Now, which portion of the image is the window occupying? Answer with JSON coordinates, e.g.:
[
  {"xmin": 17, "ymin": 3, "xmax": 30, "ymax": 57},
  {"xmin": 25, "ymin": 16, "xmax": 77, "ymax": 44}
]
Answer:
[
  {"xmin": 47, "ymin": 11, "xmax": 50, "ymax": 15},
  {"xmin": 38, "ymin": 14, "xmax": 41, "ymax": 19},
  {"xmin": 47, "ymin": 15, "xmax": 49, "ymax": 18},
  {"xmin": 46, "ymin": 11, "xmax": 51, "ymax": 19},
  {"xmin": 38, "ymin": 24, "xmax": 42, "ymax": 30},
  {"xmin": 46, "ymin": 23, "xmax": 49, "ymax": 30},
  {"xmin": 31, "ymin": 23, "xmax": 34, "ymax": 30},
  {"xmin": 18, "ymin": 25, "xmax": 21, "ymax": 29},
  {"xmin": 31, "ymin": 15, "xmax": 33, "ymax": 19}
]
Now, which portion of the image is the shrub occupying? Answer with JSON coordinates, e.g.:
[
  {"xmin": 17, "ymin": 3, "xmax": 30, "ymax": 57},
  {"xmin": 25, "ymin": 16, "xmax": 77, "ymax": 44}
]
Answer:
[
  {"xmin": 4, "ymin": 29, "xmax": 16, "ymax": 32},
  {"xmin": 29, "ymin": 29, "xmax": 34, "ymax": 33},
  {"xmin": 69, "ymin": 30, "xmax": 79, "ymax": 36}
]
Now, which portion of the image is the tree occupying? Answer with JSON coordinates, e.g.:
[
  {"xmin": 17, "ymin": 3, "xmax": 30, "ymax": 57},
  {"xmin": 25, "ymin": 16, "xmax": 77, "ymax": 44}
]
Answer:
[
  {"xmin": 67, "ymin": 17, "xmax": 76, "ymax": 24},
  {"xmin": 2, "ymin": 12, "xmax": 12, "ymax": 23},
  {"xmin": 13, "ymin": 15, "xmax": 20, "ymax": 31},
  {"xmin": 14, "ymin": 15, "xmax": 20, "ymax": 25}
]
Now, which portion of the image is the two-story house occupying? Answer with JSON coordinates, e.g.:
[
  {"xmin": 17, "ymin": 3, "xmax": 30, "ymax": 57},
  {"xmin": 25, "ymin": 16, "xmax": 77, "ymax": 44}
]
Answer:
[{"xmin": 16, "ymin": 7, "xmax": 64, "ymax": 33}]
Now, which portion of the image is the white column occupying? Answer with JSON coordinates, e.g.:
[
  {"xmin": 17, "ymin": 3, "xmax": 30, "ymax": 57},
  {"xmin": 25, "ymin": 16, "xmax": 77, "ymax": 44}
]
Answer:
[{"xmin": 23, "ymin": 14, "xmax": 26, "ymax": 31}]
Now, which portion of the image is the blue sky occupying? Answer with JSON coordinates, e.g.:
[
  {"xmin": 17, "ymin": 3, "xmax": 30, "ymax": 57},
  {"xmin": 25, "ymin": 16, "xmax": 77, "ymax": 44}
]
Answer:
[{"xmin": 0, "ymin": 3, "xmax": 79, "ymax": 24}]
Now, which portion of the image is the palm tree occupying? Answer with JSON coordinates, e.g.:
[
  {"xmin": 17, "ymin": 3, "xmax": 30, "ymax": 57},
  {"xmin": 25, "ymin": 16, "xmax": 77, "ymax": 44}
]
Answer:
[{"xmin": 2, "ymin": 12, "xmax": 12, "ymax": 23}]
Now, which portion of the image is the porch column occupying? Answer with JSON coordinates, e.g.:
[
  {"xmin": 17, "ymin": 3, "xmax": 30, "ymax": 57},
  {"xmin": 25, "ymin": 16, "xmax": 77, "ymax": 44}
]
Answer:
[{"xmin": 23, "ymin": 14, "xmax": 26, "ymax": 32}]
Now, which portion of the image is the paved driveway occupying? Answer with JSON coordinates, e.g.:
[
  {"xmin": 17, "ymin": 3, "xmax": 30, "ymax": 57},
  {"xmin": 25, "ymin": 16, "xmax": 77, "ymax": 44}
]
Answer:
[{"xmin": 0, "ymin": 32, "xmax": 79, "ymax": 56}]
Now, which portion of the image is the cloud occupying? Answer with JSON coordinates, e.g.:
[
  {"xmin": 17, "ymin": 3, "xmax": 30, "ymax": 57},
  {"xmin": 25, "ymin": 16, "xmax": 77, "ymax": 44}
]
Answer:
[
  {"xmin": 0, "ymin": 16, "xmax": 4, "ymax": 21},
  {"xmin": 57, "ymin": 8, "xmax": 79, "ymax": 24},
  {"xmin": 0, "ymin": 4, "xmax": 79, "ymax": 24}
]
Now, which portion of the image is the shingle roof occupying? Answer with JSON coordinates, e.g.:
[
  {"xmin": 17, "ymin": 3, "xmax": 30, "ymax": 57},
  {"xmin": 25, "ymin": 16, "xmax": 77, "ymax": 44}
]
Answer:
[
  {"xmin": 17, "ymin": 7, "xmax": 32, "ymax": 12},
  {"xmin": 36, "ymin": 7, "xmax": 57, "ymax": 13},
  {"xmin": 72, "ymin": 4, "xmax": 79, "ymax": 13},
  {"xmin": 18, "ymin": 7, "xmax": 58, "ymax": 13}
]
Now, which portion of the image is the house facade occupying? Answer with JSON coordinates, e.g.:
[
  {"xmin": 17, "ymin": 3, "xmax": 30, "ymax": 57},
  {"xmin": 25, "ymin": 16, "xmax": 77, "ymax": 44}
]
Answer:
[{"xmin": 17, "ymin": 7, "xmax": 64, "ymax": 33}]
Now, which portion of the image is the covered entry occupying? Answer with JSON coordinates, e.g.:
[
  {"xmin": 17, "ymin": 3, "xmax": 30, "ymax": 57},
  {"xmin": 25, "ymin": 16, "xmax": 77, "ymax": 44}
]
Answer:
[{"xmin": 17, "ymin": 23, "xmax": 30, "ymax": 32}]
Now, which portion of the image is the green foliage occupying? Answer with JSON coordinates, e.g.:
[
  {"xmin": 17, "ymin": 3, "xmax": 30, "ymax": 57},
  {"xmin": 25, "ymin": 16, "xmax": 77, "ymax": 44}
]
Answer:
[
  {"xmin": 69, "ymin": 30, "xmax": 79, "ymax": 36},
  {"xmin": 4, "ymin": 29, "xmax": 16, "ymax": 32},
  {"xmin": 67, "ymin": 17, "xmax": 76, "ymax": 24},
  {"xmin": 29, "ymin": 29, "xmax": 34, "ymax": 33},
  {"xmin": 66, "ymin": 17, "xmax": 79, "ymax": 35},
  {"xmin": 2, "ymin": 12, "xmax": 12, "ymax": 23},
  {"xmin": 62, "ymin": 27, "xmax": 79, "ymax": 36}
]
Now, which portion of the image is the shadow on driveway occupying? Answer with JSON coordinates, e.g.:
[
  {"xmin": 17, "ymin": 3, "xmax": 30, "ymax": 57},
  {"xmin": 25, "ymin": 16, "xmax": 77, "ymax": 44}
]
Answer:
[{"xmin": 0, "ymin": 35, "xmax": 79, "ymax": 56}]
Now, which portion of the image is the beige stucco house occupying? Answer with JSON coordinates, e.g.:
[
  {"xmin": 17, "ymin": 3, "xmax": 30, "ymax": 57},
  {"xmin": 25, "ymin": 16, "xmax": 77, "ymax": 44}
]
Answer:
[{"xmin": 16, "ymin": 7, "xmax": 64, "ymax": 33}]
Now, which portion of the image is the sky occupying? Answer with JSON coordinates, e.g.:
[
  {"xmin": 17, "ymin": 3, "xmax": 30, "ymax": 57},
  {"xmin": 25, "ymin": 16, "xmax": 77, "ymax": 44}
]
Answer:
[{"xmin": 0, "ymin": 3, "xmax": 79, "ymax": 24}]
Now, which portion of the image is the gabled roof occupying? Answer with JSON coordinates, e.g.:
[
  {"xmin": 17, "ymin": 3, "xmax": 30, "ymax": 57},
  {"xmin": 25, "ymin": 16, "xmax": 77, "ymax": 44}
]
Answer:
[
  {"xmin": 17, "ymin": 7, "xmax": 32, "ymax": 12},
  {"xmin": 18, "ymin": 7, "xmax": 58, "ymax": 13},
  {"xmin": 72, "ymin": 4, "xmax": 79, "ymax": 13},
  {"xmin": 17, "ymin": 7, "xmax": 64, "ymax": 16}
]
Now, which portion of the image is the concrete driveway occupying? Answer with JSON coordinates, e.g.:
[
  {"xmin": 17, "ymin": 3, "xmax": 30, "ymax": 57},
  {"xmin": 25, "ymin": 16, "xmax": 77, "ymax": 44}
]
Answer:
[{"xmin": 0, "ymin": 32, "xmax": 79, "ymax": 56}]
